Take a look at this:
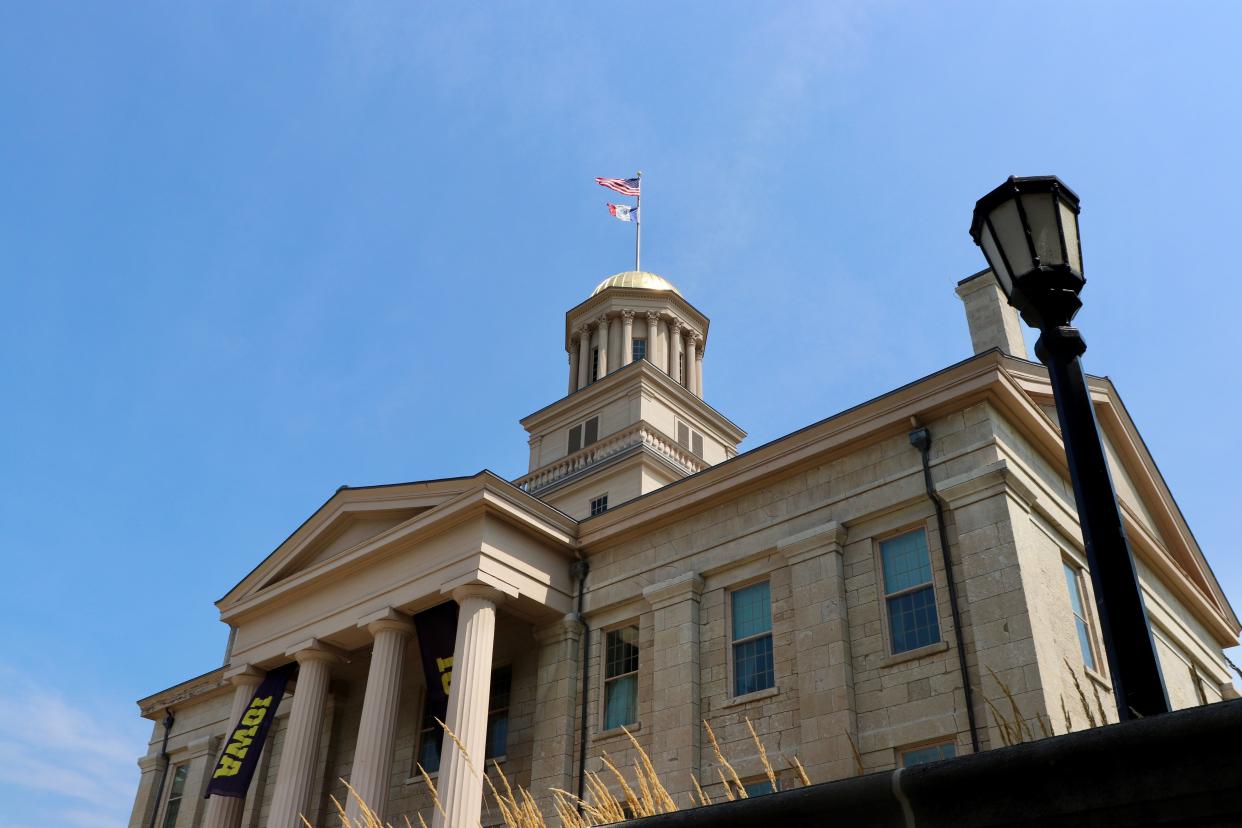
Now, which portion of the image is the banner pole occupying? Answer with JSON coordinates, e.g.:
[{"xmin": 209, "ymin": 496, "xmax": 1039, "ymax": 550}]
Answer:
[{"xmin": 635, "ymin": 170, "xmax": 642, "ymax": 272}]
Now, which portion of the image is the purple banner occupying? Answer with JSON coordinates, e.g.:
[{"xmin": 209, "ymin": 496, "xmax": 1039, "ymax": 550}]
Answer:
[
  {"xmin": 205, "ymin": 663, "xmax": 296, "ymax": 799},
  {"xmin": 414, "ymin": 601, "xmax": 459, "ymax": 721}
]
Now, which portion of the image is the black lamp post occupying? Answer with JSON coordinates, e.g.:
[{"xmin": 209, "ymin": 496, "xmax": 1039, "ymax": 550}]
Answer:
[{"xmin": 969, "ymin": 175, "xmax": 1170, "ymax": 721}]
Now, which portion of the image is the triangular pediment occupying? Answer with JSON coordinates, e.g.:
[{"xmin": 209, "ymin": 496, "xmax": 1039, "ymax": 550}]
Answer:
[{"xmin": 219, "ymin": 478, "xmax": 476, "ymax": 607}]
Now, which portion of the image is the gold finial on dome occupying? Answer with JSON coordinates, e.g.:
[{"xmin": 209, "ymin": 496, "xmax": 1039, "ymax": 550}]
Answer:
[{"xmin": 591, "ymin": 271, "xmax": 682, "ymax": 297}]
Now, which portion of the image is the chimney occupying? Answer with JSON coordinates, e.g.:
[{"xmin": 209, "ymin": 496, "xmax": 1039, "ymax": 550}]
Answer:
[{"xmin": 955, "ymin": 269, "xmax": 1027, "ymax": 358}]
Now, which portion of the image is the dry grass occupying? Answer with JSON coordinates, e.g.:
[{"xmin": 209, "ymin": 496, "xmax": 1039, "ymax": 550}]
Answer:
[{"xmin": 306, "ymin": 715, "xmax": 812, "ymax": 828}]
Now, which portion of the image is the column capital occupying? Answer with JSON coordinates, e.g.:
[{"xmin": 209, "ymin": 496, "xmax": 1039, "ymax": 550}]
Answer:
[
  {"xmin": 695, "ymin": 349, "xmax": 704, "ymax": 361},
  {"xmin": 621, "ymin": 309, "xmax": 635, "ymax": 322},
  {"xmin": 670, "ymin": 318, "xmax": 683, "ymax": 333},
  {"xmin": 284, "ymin": 638, "xmax": 347, "ymax": 665},
  {"xmin": 358, "ymin": 607, "xmax": 416, "ymax": 638},
  {"xmin": 449, "ymin": 583, "xmax": 509, "ymax": 605},
  {"xmin": 579, "ymin": 324, "xmax": 592, "ymax": 337},
  {"xmin": 645, "ymin": 310, "xmax": 660, "ymax": 323},
  {"xmin": 223, "ymin": 664, "xmax": 266, "ymax": 688},
  {"xmin": 692, "ymin": 333, "xmax": 703, "ymax": 347},
  {"xmin": 642, "ymin": 572, "xmax": 703, "ymax": 610},
  {"xmin": 534, "ymin": 613, "xmax": 584, "ymax": 646},
  {"xmin": 597, "ymin": 314, "xmax": 611, "ymax": 326},
  {"xmin": 778, "ymin": 520, "xmax": 848, "ymax": 565}
]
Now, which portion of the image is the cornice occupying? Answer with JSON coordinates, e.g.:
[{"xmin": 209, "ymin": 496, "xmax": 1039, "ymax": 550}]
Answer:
[
  {"xmin": 563, "ymin": 286, "xmax": 711, "ymax": 350},
  {"xmin": 519, "ymin": 358, "xmax": 746, "ymax": 442},
  {"xmin": 137, "ymin": 667, "xmax": 229, "ymax": 720}
]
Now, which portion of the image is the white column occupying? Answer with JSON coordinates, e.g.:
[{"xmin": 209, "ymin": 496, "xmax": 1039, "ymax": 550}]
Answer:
[
  {"xmin": 621, "ymin": 311, "xmax": 634, "ymax": 367},
  {"xmin": 670, "ymin": 319, "xmax": 684, "ymax": 384},
  {"xmin": 567, "ymin": 348, "xmax": 578, "ymax": 395},
  {"xmin": 597, "ymin": 315, "xmax": 610, "ymax": 377},
  {"xmin": 684, "ymin": 332, "xmax": 697, "ymax": 393},
  {"xmin": 345, "ymin": 610, "xmax": 416, "ymax": 824},
  {"xmin": 695, "ymin": 348, "xmax": 704, "ymax": 398},
  {"xmin": 431, "ymin": 585, "xmax": 503, "ymax": 828},
  {"xmin": 266, "ymin": 642, "xmax": 342, "ymax": 828},
  {"xmin": 645, "ymin": 312, "xmax": 660, "ymax": 369},
  {"xmin": 576, "ymin": 326, "xmax": 590, "ymax": 390},
  {"xmin": 203, "ymin": 667, "xmax": 266, "ymax": 828}
]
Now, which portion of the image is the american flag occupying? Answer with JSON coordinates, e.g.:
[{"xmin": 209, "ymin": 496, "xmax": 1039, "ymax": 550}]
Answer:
[{"xmin": 596, "ymin": 176, "xmax": 641, "ymax": 197}]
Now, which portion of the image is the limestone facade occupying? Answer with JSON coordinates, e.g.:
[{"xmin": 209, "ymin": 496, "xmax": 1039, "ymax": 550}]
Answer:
[{"xmin": 130, "ymin": 270, "xmax": 1240, "ymax": 828}]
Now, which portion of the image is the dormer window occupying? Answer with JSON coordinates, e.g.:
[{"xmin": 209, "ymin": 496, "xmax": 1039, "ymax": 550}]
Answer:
[{"xmin": 568, "ymin": 416, "xmax": 600, "ymax": 454}]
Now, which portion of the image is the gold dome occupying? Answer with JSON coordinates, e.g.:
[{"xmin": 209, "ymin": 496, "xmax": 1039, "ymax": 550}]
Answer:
[{"xmin": 591, "ymin": 271, "xmax": 682, "ymax": 297}]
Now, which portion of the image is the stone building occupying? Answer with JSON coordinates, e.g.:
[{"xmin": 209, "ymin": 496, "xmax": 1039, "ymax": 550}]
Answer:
[{"xmin": 129, "ymin": 270, "xmax": 1240, "ymax": 828}]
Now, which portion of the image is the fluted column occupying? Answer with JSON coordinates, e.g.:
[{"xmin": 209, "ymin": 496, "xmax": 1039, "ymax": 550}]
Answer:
[
  {"xmin": 621, "ymin": 311, "xmax": 634, "ymax": 367},
  {"xmin": 567, "ymin": 348, "xmax": 578, "ymax": 395},
  {"xmin": 685, "ymin": 335, "xmax": 698, "ymax": 395},
  {"xmin": 203, "ymin": 667, "xmax": 266, "ymax": 828},
  {"xmin": 431, "ymin": 585, "xmax": 503, "ymax": 828},
  {"xmin": 576, "ymin": 326, "xmax": 590, "ymax": 390},
  {"xmin": 645, "ymin": 312, "xmax": 661, "ymax": 369},
  {"xmin": 670, "ymin": 320, "xmax": 684, "ymax": 384},
  {"xmin": 695, "ymin": 348, "xmax": 704, "ymax": 398},
  {"xmin": 345, "ymin": 610, "xmax": 416, "ymax": 824},
  {"xmin": 266, "ymin": 642, "xmax": 342, "ymax": 828},
  {"xmin": 597, "ymin": 315, "xmax": 611, "ymax": 377}
]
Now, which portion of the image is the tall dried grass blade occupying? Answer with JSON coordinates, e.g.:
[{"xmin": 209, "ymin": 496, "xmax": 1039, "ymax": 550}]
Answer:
[
  {"xmin": 1090, "ymin": 680, "xmax": 1108, "ymax": 725},
  {"xmin": 435, "ymin": 717, "xmax": 479, "ymax": 779},
  {"xmin": 1060, "ymin": 694, "xmax": 1073, "ymax": 732},
  {"xmin": 744, "ymin": 717, "xmax": 778, "ymax": 793},
  {"xmin": 982, "ymin": 694, "xmax": 1013, "ymax": 747},
  {"xmin": 1064, "ymin": 660, "xmax": 1097, "ymax": 728},
  {"xmin": 691, "ymin": 775, "xmax": 711, "ymax": 807},
  {"xmin": 601, "ymin": 753, "xmax": 642, "ymax": 817},
  {"xmin": 415, "ymin": 763, "xmax": 446, "ymax": 818},
  {"xmin": 703, "ymin": 719, "xmax": 744, "ymax": 793},
  {"xmin": 791, "ymin": 756, "xmax": 811, "ymax": 788},
  {"xmin": 622, "ymin": 725, "xmax": 675, "ymax": 813}
]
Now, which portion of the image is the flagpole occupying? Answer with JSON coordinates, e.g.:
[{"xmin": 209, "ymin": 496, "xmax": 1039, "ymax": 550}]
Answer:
[{"xmin": 634, "ymin": 170, "xmax": 642, "ymax": 272}]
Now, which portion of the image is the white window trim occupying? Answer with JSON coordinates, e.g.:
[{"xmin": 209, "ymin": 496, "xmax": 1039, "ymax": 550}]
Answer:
[
  {"xmin": 598, "ymin": 622, "xmax": 641, "ymax": 735},
  {"xmin": 726, "ymin": 578, "xmax": 777, "ymax": 703},
  {"xmin": 876, "ymin": 525, "xmax": 944, "ymax": 658}
]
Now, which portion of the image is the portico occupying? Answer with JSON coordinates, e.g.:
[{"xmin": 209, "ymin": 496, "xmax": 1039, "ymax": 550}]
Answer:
[{"xmin": 207, "ymin": 473, "xmax": 578, "ymax": 828}]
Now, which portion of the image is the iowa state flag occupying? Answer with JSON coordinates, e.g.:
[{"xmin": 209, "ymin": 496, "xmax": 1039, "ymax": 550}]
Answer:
[{"xmin": 607, "ymin": 203, "xmax": 638, "ymax": 222}]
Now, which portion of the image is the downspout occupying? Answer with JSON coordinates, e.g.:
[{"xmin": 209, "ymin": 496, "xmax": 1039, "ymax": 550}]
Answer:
[
  {"xmin": 147, "ymin": 709, "xmax": 176, "ymax": 828},
  {"xmin": 909, "ymin": 425, "xmax": 981, "ymax": 753},
  {"xmin": 570, "ymin": 559, "xmax": 591, "ymax": 812}
]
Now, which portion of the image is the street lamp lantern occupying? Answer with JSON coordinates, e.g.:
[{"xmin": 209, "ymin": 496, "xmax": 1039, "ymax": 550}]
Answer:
[
  {"xmin": 969, "ymin": 175, "xmax": 1171, "ymax": 722},
  {"xmin": 969, "ymin": 175, "xmax": 1085, "ymax": 329}
]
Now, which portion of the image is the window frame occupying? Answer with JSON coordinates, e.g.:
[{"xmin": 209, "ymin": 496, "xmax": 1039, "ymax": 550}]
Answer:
[
  {"xmin": 590, "ymin": 494, "xmax": 609, "ymax": 516},
  {"xmin": 899, "ymin": 739, "xmax": 957, "ymax": 767},
  {"xmin": 728, "ymin": 579, "xmax": 776, "ymax": 699},
  {"xmin": 675, "ymin": 418, "xmax": 705, "ymax": 459},
  {"xmin": 414, "ymin": 665, "xmax": 512, "ymax": 776},
  {"xmin": 600, "ymin": 623, "xmax": 640, "ymax": 732},
  {"xmin": 1062, "ymin": 558, "xmax": 1100, "ymax": 673},
  {"xmin": 631, "ymin": 338, "xmax": 646, "ymax": 363},
  {"xmin": 567, "ymin": 415, "xmax": 600, "ymax": 456},
  {"xmin": 877, "ymin": 526, "xmax": 943, "ymax": 656},
  {"xmin": 158, "ymin": 762, "xmax": 189, "ymax": 828}
]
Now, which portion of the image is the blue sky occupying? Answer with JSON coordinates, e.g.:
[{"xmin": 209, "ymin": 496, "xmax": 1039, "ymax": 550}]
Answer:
[{"xmin": 3, "ymin": 3, "xmax": 1241, "ymax": 826}]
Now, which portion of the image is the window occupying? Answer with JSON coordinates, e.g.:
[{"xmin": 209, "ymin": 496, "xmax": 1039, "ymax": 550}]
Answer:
[
  {"xmin": 675, "ymin": 419, "xmax": 705, "ymax": 459},
  {"xmin": 590, "ymin": 494, "xmax": 609, "ymax": 516},
  {"xmin": 632, "ymin": 339, "xmax": 646, "ymax": 362},
  {"xmin": 591, "ymin": 347, "xmax": 600, "ymax": 382},
  {"xmin": 731, "ymin": 582, "xmax": 774, "ymax": 696},
  {"xmin": 740, "ymin": 779, "xmax": 777, "ymax": 797},
  {"xmin": 900, "ymin": 742, "xmax": 956, "ymax": 767},
  {"xmin": 603, "ymin": 625, "xmax": 639, "ymax": 729},
  {"xmin": 880, "ymin": 530, "xmax": 941, "ymax": 654},
  {"xmin": 1062, "ymin": 562, "xmax": 1097, "ymax": 671},
  {"xmin": 417, "ymin": 666, "xmax": 511, "ymax": 773},
  {"xmin": 485, "ymin": 666, "xmax": 511, "ymax": 759},
  {"xmin": 160, "ymin": 764, "xmax": 189, "ymax": 828},
  {"xmin": 568, "ymin": 416, "xmax": 600, "ymax": 455}
]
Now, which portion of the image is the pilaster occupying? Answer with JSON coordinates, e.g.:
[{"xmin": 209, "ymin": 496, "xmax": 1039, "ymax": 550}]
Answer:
[
  {"xmin": 642, "ymin": 572, "xmax": 703, "ymax": 804},
  {"xmin": 777, "ymin": 521, "xmax": 857, "ymax": 781},
  {"xmin": 529, "ymin": 614, "xmax": 584, "ymax": 814}
]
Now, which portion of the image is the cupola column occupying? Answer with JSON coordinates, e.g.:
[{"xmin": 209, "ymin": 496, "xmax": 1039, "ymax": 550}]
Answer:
[
  {"xmin": 621, "ymin": 311, "xmax": 634, "ymax": 367},
  {"xmin": 685, "ymin": 334, "xmax": 698, "ymax": 395},
  {"xmin": 597, "ymin": 315, "xmax": 611, "ymax": 378},
  {"xmin": 670, "ymin": 319, "xmax": 684, "ymax": 385},
  {"xmin": 646, "ymin": 312, "xmax": 662, "ymax": 371},
  {"xmin": 568, "ymin": 348, "xmax": 578, "ymax": 395},
  {"xmin": 576, "ymin": 326, "xmax": 590, "ymax": 390},
  {"xmin": 696, "ymin": 346, "xmax": 704, "ymax": 398}
]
